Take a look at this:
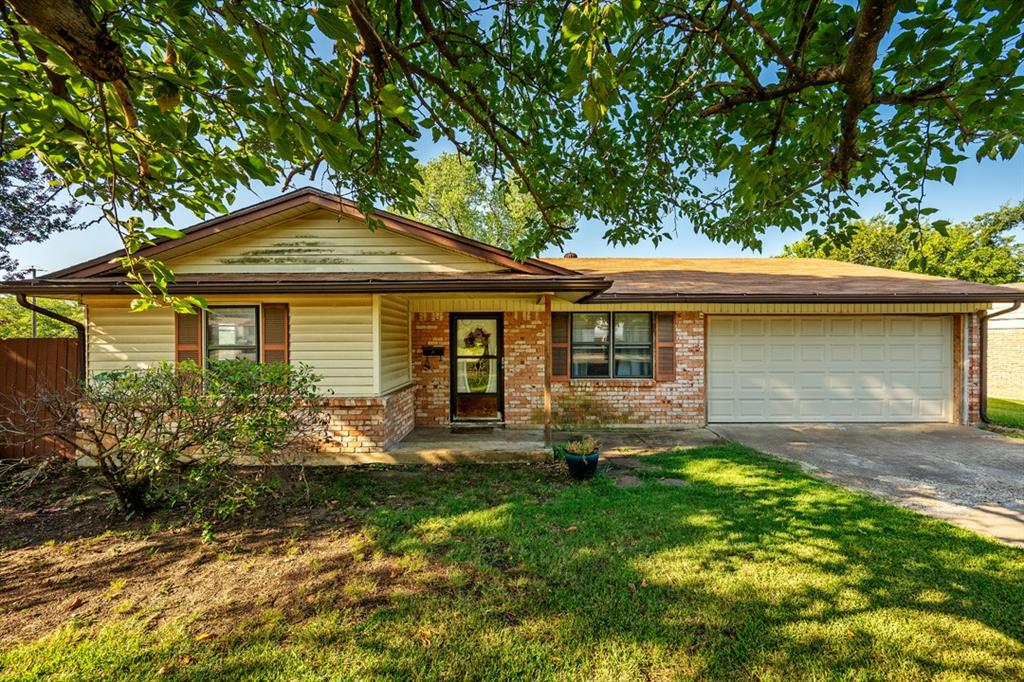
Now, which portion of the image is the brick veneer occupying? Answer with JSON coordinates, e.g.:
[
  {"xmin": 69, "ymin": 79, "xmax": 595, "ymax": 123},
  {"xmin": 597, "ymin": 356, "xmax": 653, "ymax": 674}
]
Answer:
[
  {"xmin": 412, "ymin": 310, "xmax": 705, "ymax": 427},
  {"xmin": 411, "ymin": 311, "xmax": 547, "ymax": 426},
  {"xmin": 411, "ymin": 312, "xmax": 451, "ymax": 425},
  {"xmin": 411, "ymin": 310, "xmax": 986, "ymax": 428},
  {"xmin": 968, "ymin": 312, "xmax": 982, "ymax": 422},
  {"xmin": 550, "ymin": 312, "xmax": 705, "ymax": 426},
  {"xmin": 317, "ymin": 384, "xmax": 415, "ymax": 455},
  {"xmin": 988, "ymin": 327, "xmax": 1024, "ymax": 400}
]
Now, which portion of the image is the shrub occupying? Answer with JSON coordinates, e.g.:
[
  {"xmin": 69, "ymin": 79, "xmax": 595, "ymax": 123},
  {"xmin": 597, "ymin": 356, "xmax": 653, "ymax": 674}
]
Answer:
[
  {"xmin": 1, "ymin": 360, "xmax": 326, "ymax": 516},
  {"xmin": 562, "ymin": 436, "xmax": 600, "ymax": 456}
]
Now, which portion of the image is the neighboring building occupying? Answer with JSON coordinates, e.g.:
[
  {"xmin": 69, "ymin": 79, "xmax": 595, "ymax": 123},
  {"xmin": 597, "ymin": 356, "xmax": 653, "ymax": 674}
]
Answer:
[
  {"xmin": 988, "ymin": 283, "xmax": 1024, "ymax": 400},
  {"xmin": 2, "ymin": 189, "xmax": 1021, "ymax": 460}
]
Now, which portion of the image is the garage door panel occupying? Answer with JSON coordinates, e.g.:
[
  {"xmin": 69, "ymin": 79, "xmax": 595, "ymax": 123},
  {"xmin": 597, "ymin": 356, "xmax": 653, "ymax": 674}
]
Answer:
[
  {"xmin": 739, "ymin": 344, "xmax": 765, "ymax": 362},
  {"xmin": 919, "ymin": 399, "xmax": 947, "ymax": 418},
  {"xmin": 829, "ymin": 343, "xmax": 856, "ymax": 362},
  {"xmin": 861, "ymin": 319, "xmax": 884, "ymax": 336},
  {"xmin": 739, "ymin": 319, "xmax": 764, "ymax": 336},
  {"xmin": 708, "ymin": 315, "xmax": 951, "ymax": 422},
  {"xmin": 918, "ymin": 318, "xmax": 945, "ymax": 335},
  {"xmin": 889, "ymin": 344, "xmax": 916, "ymax": 362},
  {"xmin": 918, "ymin": 344, "xmax": 944, "ymax": 362},
  {"xmin": 861, "ymin": 344, "xmax": 884, "ymax": 362},
  {"xmin": 800, "ymin": 319, "xmax": 826, "ymax": 335}
]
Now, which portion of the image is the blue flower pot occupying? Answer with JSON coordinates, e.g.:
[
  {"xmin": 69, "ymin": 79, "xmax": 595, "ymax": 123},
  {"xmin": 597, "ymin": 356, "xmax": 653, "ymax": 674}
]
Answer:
[{"xmin": 562, "ymin": 450, "xmax": 600, "ymax": 480}]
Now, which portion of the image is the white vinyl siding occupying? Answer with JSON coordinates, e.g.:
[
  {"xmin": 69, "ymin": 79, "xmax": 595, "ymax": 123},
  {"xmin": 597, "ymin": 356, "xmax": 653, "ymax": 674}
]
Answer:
[
  {"xmin": 379, "ymin": 295, "xmax": 411, "ymax": 392},
  {"xmin": 165, "ymin": 210, "xmax": 502, "ymax": 274},
  {"xmin": 83, "ymin": 294, "xmax": 376, "ymax": 396},
  {"xmin": 86, "ymin": 300, "xmax": 175, "ymax": 373},
  {"xmin": 708, "ymin": 316, "xmax": 952, "ymax": 422},
  {"xmin": 289, "ymin": 296, "xmax": 374, "ymax": 396}
]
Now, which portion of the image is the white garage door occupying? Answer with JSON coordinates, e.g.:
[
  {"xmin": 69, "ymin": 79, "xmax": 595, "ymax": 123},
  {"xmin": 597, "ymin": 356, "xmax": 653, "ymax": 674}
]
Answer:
[{"xmin": 708, "ymin": 316, "xmax": 952, "ymax": 422}]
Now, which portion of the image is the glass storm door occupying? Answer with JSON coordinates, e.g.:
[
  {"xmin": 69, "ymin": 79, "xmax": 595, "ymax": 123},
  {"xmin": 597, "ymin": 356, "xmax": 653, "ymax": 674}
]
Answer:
[{"xmin": 450, "ymin": 314, "xmax": 503, "ymax": 421}]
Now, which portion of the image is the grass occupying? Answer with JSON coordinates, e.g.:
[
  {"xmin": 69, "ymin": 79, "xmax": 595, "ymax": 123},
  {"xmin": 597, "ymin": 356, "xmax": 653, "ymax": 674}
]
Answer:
[
  {"xmin": 3, "ymin": 443, "xmax": 1024, "ymax": 681},
  {"xmin": 988, "ymin": 397, "xmax": 1024, "ymax": 431}
]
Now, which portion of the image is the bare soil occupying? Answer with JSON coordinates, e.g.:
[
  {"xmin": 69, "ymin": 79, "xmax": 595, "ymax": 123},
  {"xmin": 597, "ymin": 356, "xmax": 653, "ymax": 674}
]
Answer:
[{"xmin": 0, "ymin": 467, "xmax": 462, "ymax": 647}]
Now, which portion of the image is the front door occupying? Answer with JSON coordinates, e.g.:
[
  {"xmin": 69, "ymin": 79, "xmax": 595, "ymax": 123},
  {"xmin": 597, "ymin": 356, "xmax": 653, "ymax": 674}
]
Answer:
[{"xmin": 450, "ymin": 314, "xmax": 503, "ymax": 422}]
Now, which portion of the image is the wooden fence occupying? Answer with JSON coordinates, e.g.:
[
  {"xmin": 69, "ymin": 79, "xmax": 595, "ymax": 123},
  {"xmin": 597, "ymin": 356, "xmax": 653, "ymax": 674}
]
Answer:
[{"xmin": 0, "ymin": 338, "xmax": 80, "ymax": 460}]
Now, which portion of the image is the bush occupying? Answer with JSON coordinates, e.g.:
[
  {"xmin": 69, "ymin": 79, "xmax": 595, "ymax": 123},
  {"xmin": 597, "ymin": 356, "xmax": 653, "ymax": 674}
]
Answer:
[{"xmin": 1, "ymin": 360, "xmax": 326, "ymax": 516}]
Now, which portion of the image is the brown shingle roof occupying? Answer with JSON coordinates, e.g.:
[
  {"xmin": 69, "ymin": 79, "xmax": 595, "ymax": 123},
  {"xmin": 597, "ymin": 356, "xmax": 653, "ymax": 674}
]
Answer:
[{"xmin": 543, "ymin": 258, "xmax": 1024, "ymax": 302}]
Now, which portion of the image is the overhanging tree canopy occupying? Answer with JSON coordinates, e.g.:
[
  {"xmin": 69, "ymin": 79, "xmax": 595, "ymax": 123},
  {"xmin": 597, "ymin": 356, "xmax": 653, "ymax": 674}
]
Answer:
[{"xmin": 1, "ymin": 0, "xmax": 1021, "ymax": 305}]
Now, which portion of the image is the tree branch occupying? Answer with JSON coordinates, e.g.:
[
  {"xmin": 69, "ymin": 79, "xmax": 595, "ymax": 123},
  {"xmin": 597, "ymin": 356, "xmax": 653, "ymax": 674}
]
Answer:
[
  {"xmin": 829, "ymin": 0, "xmax": 900, "ymax": 184},
  {"xmin": 699, "ymin": 64, "xmax": 843, "ymax": 117}
]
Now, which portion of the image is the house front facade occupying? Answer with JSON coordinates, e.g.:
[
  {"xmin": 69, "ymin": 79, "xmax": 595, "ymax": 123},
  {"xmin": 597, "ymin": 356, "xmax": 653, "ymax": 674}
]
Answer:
[{"xmin": 4, "ymin": 189, "xmax": 1021, "ymax": 461}]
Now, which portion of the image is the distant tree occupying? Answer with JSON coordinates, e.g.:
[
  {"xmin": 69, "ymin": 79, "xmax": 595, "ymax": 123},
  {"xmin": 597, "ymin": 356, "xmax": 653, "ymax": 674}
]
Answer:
[
  {"xmin": 782, "ymin": 203, "xmax": 1024, "ymax": 284},
  {"xmin": 406, "ymin": 153, "xmax": 538, "ymax": 250},
  {"xmin": 0, "ymin": 295, "xmax": 83, "ymax": 338},
  {"xmin": 0, "ymin": 135, "xmax": 82, "ymax": 278}
]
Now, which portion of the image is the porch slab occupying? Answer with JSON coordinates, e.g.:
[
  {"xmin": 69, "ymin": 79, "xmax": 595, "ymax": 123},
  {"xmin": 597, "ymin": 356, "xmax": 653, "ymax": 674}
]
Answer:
[
  {"xmin": 375, "ymin": 426, "xmax": 724, "ymax": 466},
  {"xmin": 385, "ymin": 427, "xmax": 550, "ymax": 464}
]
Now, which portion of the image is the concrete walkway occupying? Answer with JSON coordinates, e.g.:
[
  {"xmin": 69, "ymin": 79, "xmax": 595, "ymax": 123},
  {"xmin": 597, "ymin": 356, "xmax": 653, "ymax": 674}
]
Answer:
[
  {"xmin": 382, "ymin": 426, "xmax": 723, "ymax": 464},
  {"xmin": 712, "ymin": 423, "xmax": 1024, "ymax": 547}
]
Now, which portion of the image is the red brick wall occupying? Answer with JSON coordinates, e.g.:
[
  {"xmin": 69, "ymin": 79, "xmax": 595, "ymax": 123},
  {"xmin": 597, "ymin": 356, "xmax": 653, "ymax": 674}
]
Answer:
[
  {"xmin": 411, "ymin": 310, "xmax": 706, "ymax": 427},
  {"xmin": 502, "ymin": 312, "xmax": 546, "ymax": 424},
  {"xmin": 412, "ymin": 312, "xmax": 450, "ymax": 425},
  {"xmin": 318, "ymin": 385, "xmax": 415, "ymax": 455},
  {"xmin": 969, "ymin": 312, "xmax": 982, "ymax": 423},
  {"xmin": 411, "ymin": 311, "xmax": 547, "ymax": 426},
  {"xmin": 550, "ymin": 312, "xmax": 705, "ymax": 426}
]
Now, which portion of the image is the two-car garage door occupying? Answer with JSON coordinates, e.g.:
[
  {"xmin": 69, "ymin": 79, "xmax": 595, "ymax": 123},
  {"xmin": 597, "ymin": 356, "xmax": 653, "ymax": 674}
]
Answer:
[{"xmin": 708, "ymin": 316, "xmax": 952, "ymax": 422}]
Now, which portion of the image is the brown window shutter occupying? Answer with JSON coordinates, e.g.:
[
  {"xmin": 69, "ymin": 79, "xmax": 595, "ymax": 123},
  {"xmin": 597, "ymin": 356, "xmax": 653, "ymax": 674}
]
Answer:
[
  {"xmin": 551, "ymin": 312, "xmax": 570, "ymax": 380},
  {"xmin": 655, "ymin": 312, "xmax": 675, "ymax": 382},
  {"xmin": 175, "ymin": 312, "xmax": 201, "ymax": 365},
  {"xmin": 261, "ymin": 303, "xmax": 289, "ymax": 363}
]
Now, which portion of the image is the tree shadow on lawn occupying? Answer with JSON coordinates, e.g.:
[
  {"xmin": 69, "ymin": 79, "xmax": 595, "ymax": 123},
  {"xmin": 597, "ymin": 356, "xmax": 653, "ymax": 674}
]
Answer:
[
  {"xmin": 179, "ymin": 445, "xmax": 1024, "ymax": 681},
  {"xmin": 4, "ymin": 445, "xmax": 1024, "ymax": 681}
]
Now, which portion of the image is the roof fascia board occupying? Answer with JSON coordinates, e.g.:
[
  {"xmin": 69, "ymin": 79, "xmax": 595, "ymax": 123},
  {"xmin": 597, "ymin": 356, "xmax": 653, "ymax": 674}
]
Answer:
[{"xmin": 587, "ymin": 293, "xmax": 1024, "ymax": 303}]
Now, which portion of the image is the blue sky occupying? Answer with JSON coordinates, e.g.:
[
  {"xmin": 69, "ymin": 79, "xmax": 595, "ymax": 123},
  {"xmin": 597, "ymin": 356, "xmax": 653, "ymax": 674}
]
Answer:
[{"xmin": 11, "ymin": 147, "xmax": 1022, "ymax": 275}]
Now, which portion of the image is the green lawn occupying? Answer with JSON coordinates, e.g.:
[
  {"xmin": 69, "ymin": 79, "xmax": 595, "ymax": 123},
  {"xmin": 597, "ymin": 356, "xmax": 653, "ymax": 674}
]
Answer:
[
  {"xmin": 3, "ymin": 444, "xmax": 1024, "ymax": 681},
  {"xmin": 989, "ymin": 397, "xmax": 1024, "ymax": 430}
]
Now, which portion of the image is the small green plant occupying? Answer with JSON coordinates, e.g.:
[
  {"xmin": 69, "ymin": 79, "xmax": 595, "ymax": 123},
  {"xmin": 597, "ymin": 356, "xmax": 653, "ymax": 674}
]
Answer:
[{"xmin": 562, "ymin": 436, "xmax": 600, "ymax": 456}]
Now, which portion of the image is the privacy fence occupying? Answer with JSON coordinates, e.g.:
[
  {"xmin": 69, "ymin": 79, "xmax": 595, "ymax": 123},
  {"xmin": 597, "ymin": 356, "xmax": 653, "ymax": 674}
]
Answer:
[{"xmin": 0, "ymin": 338, "xmax": 80, "ymax": 460}]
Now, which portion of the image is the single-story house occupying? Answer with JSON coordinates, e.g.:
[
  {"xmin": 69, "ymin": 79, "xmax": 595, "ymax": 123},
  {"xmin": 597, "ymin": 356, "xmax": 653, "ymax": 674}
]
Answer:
[
  {"xmin": 3, "ymin": 188, "xmax": 1021, "ymax": 461},
  {"xmin": 987, "ymin": 282, "xmax": 1024, "ymax": 400}
]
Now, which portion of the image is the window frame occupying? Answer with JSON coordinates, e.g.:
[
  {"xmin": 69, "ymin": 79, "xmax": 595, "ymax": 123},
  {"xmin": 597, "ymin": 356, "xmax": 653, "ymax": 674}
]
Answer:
[
  {"xmin": 204, "ymin": 305, "xmax": 261, "ymax": 366},
  {"xmin": 569, "ymin": 312, "xmax": 653, "ymax": 379}
]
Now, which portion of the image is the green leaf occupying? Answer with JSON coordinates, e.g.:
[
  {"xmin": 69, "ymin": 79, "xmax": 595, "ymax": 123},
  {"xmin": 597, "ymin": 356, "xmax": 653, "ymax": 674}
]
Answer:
[
  {"xmin": 312, "ymin": 8, "xmax": 358, "ymax": 47},
  {"xmin": 51, "ymin": 98, "xmax": 90, "ymax": 130},
  {"xmin": 149, "ymin": 227, "xmax": 187, "ymax": 240}
]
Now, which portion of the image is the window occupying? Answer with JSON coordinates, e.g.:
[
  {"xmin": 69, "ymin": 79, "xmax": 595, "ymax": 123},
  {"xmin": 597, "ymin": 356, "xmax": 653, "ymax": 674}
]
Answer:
[
  {"xmin": 570, "ymin": 312, "xmax": 652, "ymax": 378},
  {"xmin": 205, "ymin": 306, "xmax": 259, "ymax": 364}
]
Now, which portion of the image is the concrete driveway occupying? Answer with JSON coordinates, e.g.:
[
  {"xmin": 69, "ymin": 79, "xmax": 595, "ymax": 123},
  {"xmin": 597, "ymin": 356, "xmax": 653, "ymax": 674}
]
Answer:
[{"xmin": 711, "ymin": 423, "xmax": 1024, "ymax": 547}]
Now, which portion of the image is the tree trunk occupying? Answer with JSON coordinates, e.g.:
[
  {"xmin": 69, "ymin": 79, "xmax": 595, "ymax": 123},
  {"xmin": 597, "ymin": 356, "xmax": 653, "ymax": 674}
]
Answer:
[{"xmin": 7, "ymin": 0, "xmax": 127, "ymax": 82}]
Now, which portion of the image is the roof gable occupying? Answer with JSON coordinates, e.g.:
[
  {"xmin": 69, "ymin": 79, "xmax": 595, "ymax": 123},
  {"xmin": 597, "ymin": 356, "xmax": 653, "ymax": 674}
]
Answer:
[
  {"xmin": 50, "ymin": 188, "xmax": 576, "ymax": 279},
  {"xmin": 165, "ymin": 209, "xmax": 508, "ymax": 274}
]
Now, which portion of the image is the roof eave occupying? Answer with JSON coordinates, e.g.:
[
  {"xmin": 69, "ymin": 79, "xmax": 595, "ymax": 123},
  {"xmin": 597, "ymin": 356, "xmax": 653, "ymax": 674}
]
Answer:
[
  {"xmin": 588, "ymin": 293, "xmax": 1024, "ymax": 304},
  {"xmin": 0, "ymin": 277, "xmax": 611, "ymax": 297}
]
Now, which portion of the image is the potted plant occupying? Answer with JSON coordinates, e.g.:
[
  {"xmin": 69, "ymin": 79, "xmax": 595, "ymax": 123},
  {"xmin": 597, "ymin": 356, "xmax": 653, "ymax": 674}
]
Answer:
[{"xmin": 557, "ymin": 436, "xmax": 601, "ymax": 480}]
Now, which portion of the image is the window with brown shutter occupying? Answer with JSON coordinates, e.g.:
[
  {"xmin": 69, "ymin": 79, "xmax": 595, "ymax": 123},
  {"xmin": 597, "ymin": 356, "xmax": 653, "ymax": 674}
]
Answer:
[
  {"xmin": 175, "ymin": 312, "xmax": 201, "ymax": 365},
  {"xmin": 655, "ymin": 312, "xmax": 675, "ymax": 381},
  {"xmin": 551, "ymin": 312, "xmax": 570, "ymax": 380},
  {"xmin": 261, "ymin": 303, "xmax": 289, "ymax": 364}
]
